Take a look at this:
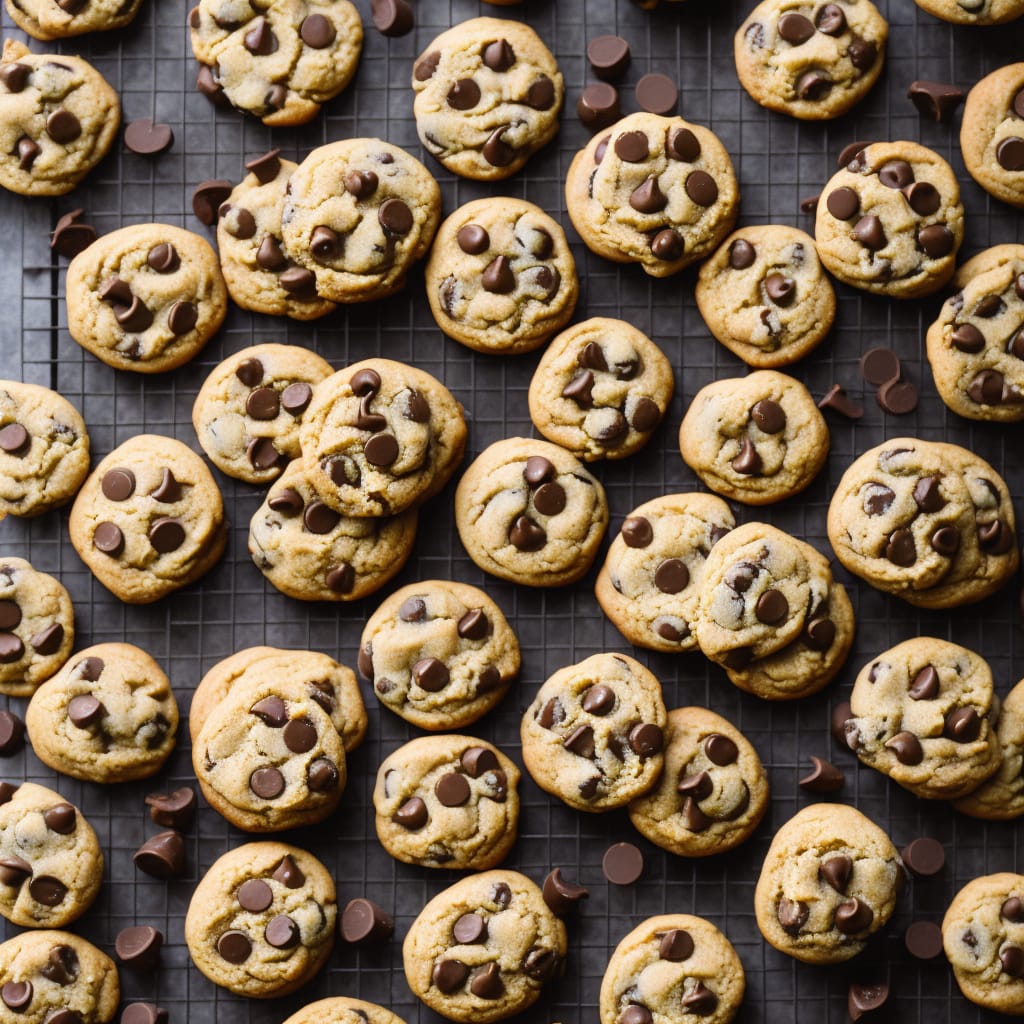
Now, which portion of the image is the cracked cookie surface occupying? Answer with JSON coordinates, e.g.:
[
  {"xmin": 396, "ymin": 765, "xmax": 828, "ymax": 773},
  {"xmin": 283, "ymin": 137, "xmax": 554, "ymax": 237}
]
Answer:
[
  {"xmin": 5, "ymin": 0, "xmax": 142, "ymax": 38},
  {"xmin": 282, "ymin": 998, "xmax": 407, "ymax": 1024}
]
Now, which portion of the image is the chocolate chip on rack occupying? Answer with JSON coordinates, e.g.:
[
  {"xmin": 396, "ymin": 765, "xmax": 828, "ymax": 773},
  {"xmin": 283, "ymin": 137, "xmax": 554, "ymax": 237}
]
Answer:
[
  {"xmin": 542, "ymin": 868, "xmax": 589, "ymax": 916},
  {"xmin": 115, "ymin": 925, "xmax": 164, "ymax": 970},
  {"xmin": 799, "ymin": 755, "xmax": 845, "ymax": 793},
  {"xmin": 124, "ymin": 119, "xmax": 174, "ymax": 155},
  {"xmin": 133, "ymin": 830, "xmax": 186, "ymax": 879},
  {"xmin": 50, "ymin": 209, "xmax": 96, "ymax": 258},
  {"xmin": 901, "ymin": 836, "xmax": 945, "ymax": 876},
  {"xmin": 342, "ymin": 897, "xmax": 394, "ymax": 943},
  {"xmin": 603, "ymin": 842, "xmax": 644, "ymax": 885},
  {"xmin": 577, "ymin": 82, "xmax": 620, "ymax": 130},
  {"xmin": 587, "ymin": 35, "xmax": 631, "ymax": 80}
]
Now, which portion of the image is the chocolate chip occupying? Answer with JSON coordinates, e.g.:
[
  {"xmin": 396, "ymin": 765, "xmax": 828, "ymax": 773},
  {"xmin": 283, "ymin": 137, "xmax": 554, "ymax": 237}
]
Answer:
[
  {"xmin": 50, "ymin": 209, "xmax": 96, "ymax": 259},
  {"xmin": 371, "ymin": 0, "xmax": 413, "ymax": 35},
  {"xmin": 815, "ymin": 3, "xmax": 847, "ymax": 33},
  {"xmin": 0, "ymin": 601, "xmax": 18, "ymax": 633},
  {"xmin": 777, "ymin": 11, "xmax": 814, "ymax": 43},
  {"xmin": 799, "ymin": 755, "xmax": 845, "ymax": 793},
  {"xmin": 283, "ymin": 717, "xmax": 317, "ymax": 753},
  {"xmin": 77, "ymin": 657, "xmax": 104, "ymax": 682},
  {"xmin": 325, "ymin": 563, "xmax": 355, "ymax": 594},
  {"xmin": 877, "ymin": 376, "xmax": 919, "ymax": 414},
  {"xmin": 705, "ymin": 733, "xmax": 739, "ymax": 765},
  {"xmin": 681, "ymin": 983, "xmax": 718, "ymax": 1015},
  {"xmin": 619, "ymin": 1007, "xmax": 653, "ymax": 1024},
  {"xmin": 1014, "ymin": 88, "xmax": 1024, "ymax": 119},
  {"xmin": 979, "ymin": 518, "xmax": 1013, "ymax": 553},
  {"xmin": 378, "ymin": 198, "xmax": 413, "ymax": 236},
  {"xmin": 456, "ymin": 608, "xmax": 490, "ymax": 641},
  {"xmin": 930, "ymin": 526, "xmax": 959, "ymax": 556},
  {"xmin": 654, "ymin": 558, "xmax": 689, "ymax": 594},
  {"xmin": 482, "ymin": 38, "xmax": 516, "ymax": 72},
  {"xmin": 308, "ymin": 760, "xmax": 337, "ymax": 791},
  {"xmin": 527, "ymin": 76, "xmax": 556, "ymax": 110},
  {"xmin": 363, "ymin": 432, "xmax": 399, "ymax": 467},
  {"xmin": 482, "ymin": 255, "xmax": 515, "ymax": 294},
  {"xmin": 133, "ymin": 831, "xmax": 185, "ymax": 878},
  {"xmin": 685, "ymin": 170, "xmax": 718, "ymax": 206},
  {"xmin": 729, "ymin": 239, "xmax": 756, "ymax": 269},
  {"xmin": 635, "ymin": 73, "xmax": 677, "ymax": 115},
  {"xmin": 633, "ymin": 398, "xmax": 662, "ymax": 430},
  {"xmin": 602, "ymin": 842, "xmax": 643, "ymax": 885},
  {"xmin": 310, "ymin": 224, "xmax": 340, "ymax": 262},
  {"xmin": 341, "ymin": 897, "xmax": 394, "ymax": 944},
  {"xmin": 848, "ymin": 982, "xmax": 889, "ymax": 1022},
  {"xmin": 576, "ymin": 82, "xmax": 620, "ymax": 130},
  {"xmin": 43, "ymin": 802, "xmax": 74, "ymax": 833},
  {"xmin": 825, "ymin": 187, "xmax": 860, "ymax": 223},
  {"xmin": 413, "ymin": 657, "xmax": 449, "ymax": 692},
  {"xmin": 299, "ymin": 12, "xmax": 335, "ymax": 47},
  {"xmin": 121, "ymin": 1005, "xmax": 167, "ymax": 1024},
  {"xmin": 998, "ymin": 137, "xmax": 1024, "ymax": 171},
  {"xmin": 751, "ymin": 399, "xmax": 786, "ymax": 432},
  {"xmin": 668, "ymin": 128, "xmax": 701, "ymax": 163},
  {"xmin": 650, "ymin": 228, "xmax": 684, "ymax": 261},
  {"xmin": 124, "ymin": 119, "xmax": 173, "ymax": 156},
  {"xmin": 615, "ymin": 130, "xmax": 649, "ymax": 162},
  {"xmin": 482, "ymin": 126, "xmax": 515, "ymax": 167},
  {"xmin": 820, "ymin": 854, "xmax": 853, "ymax": 893},
  {"xmin": 244, "ymin": 16, "xmax": 276, "ymax": 54},
  {"xmin": 677, "ymin": 770, "xmax": 713, "ymax": 800},
  {"xmin": 433, "ymin": 958, "xmax": 469, "ymax": 993},
  {"xmin": 918, "ymin": 224, "xmax": 955, "ymax": 258},
  {"xmin": 217, "ymin": 931, "xmax": 251, "ymax": 963},
  {"xmin": 879, "ymin": 160, "xmax": 914, "ymax": 190},
  {"xmin": 903, "ymin": 920, "xmax": 943, "ymax": 961},
  {"xmin": 250, "ymin": 764, "xmax": 287, "ymax": 799},
  {"xmin": 46, "ymin": 108, "xmax": 81, "ymax": 144},
  {"xmin": 778, "ymin": 898, "xmax": 808, "ymax": 933},
  {"xmin": 393, "ymin": 795, "xmax": 428, "ymax": 830},
  {"xmin": 14, "ymin": 136, "xmax": 40, "ymax": 172},
  {"xmin": 271, "ymin": 855, "xmax": 304, "ymax": 888},
  {"xmin": 469, "ymin": 962, "xmax": 503, "ymax": 999},
  {"xmin": 908, "ymin": 80, "xmax": 965, "ymax": 122},
  {"xmin": 853, "ymin": 214, "xmax": 886, "ymax": 251},
  {"xmin": 731, "ymin": 436, "xmax": 762, "ymax": 475},
  {"xmin": 243, "ymin": 150, "xmax": 281, "ymax": 185},
  {"xmin": 848, "ymin": 38, "xmax": 877, "ymax": 69},
  {"xmin": 885, "ymin": 730, "xmax": 923, "ymax": 765},
  {"xmin": 149, "ymin": 517, "xmax": 185, "ymax": 553},
  {"xmin": 1001, "ymin": 946, "xmax": 1024, "ymax": 978},
  {"xmin": 582, "ymin": 684, "xmax": 616, "ymax": 715},
  {"xmin": 280, "ymin": 382, "xmax": 312, "ymax": 416},
  {"xmin": 621, "ymin": 516, "xmax": 653, "ymax": 548},
  {"xmin": 564, "ymin": 724, "xmax": 595, "ymax": 758},
  {"xmin": 399, "ymin": 597, "xmax": 426, "ymax": 623},
  {"xmin": 796, "ymin": 69, "xmax": 831, "ymax": 100},
  {"xmin": 68, "ymin": 694, "xmax": 104, "ymax": 729},
  {"xmin": 1, "ymin": 982, "xmax": 31, "ymax": 1011},
  {"xmin": 0, "ymin": 856, "xmax": 30, "ymax": 885},
  {"xmin": 28, "ymin": 875, "xmax": 66, "ymax": 906},
  {"xmin": 456, "ymin": 224, "xmax": 489, "ymax": 255},
  {"xmin": 0, "ymin": 63, "xmax": 30, "ymax": 92},
  {"xmin": 115, "ymin": 926, "xmax": 164, "ymax": 970},
  {"xmin": 835, "ymin": 897, "xmax": 874, "ymax": 934},
  {"xmin": 902, "ymin": 181, "xmax": 940, "ymax": 216},
  {"xmin": 542, "ymin": 868, "xmax": 588, "ymax": 916},
  {"xmin": 451, "ymin": 912, "xmax": 487, "ymax": 945},
  {"xmin": 435, "ymin": 772, "xmax": 471, "ymax": 808},
  {"xmin": 912, "ymin": 475, "xmax": 944, "ymax": 512},
  {"xmin": 944, "ymin": 705, "xmax": 981, "ymax": 742},
  {"xmin": 587, "ymin": 34, "xmax": 630, "ymax": 79},
  {"xmin": 0, "ymin": 633, "xmax": 22, "ymax": 664},
  {"xmin": 908, "ymin": 664, "xmax": 940, "ymax": 700},
  {"xmin": 447, "ymin": 77, "xmax": 480, "ymax": 110},
  {"xmin": 764, "ymin": 273, "xmax": 796, "ymax": 307},
  {"xmin": 245, "ymin": 387, "xmax": 280, "ymax": 421},
  {"xmin": 264, "ymin": 914, "xmax": 300, "ymax": 949},
  {"xmin": 192, "ymin": 179, "xmax": 232, "ymax": 225},
  {"xmin": 968, "ymin": 369, "xmax": 1005, "ymax": 405},
  {"xmin": 509, "ymin": 515, "xmax": 546, "ymax": 551},
  {"xmin": 145, "ymin": 787, "xmax": 196, "ymax": 830},
  {"xmin": 538, "ymin": 697, "xmax": 565, "ymax": 729},
  {"xmin": 629, "ymin": 174, "xmax": 668, "ymax": 213},
  {"xmin": 1003, "ymin": 896, "xmax": 1024, "ymax": 922},
  {"xmin": 414, "ymin": 50, "xmax": 440, "ymax": 81},
  {"xmin": 461, "ymin": 747, "xmax": 500, "ymax": 780},
  {"xmin": 628, "ymin": 723, "xmax": 663, "ymax": 758}
]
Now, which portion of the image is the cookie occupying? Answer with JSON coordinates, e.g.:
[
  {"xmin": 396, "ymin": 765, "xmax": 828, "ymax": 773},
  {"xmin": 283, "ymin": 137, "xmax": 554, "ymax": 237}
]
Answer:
[
  {"xmin": 521, "ymin": 653, "xmax": 667, "ymax": 813},
  {"xmin": 374, "ymin": 735, "xmax": 520, "ymax": 870},
  {"xmin": 68, "ymin": 434, "xmax": 227, "ymax": 603},
  {"xmin": 188, "ymin": 645, "xmax": 367, "ymax": 755},
  {"xmin": 0, "ymin": 557, "xmax": 74, "ymax": 696},
  {"xmin": 0, "ymin": 40, "xmax": 120, "ymax": 197},
  {"xmin": 249, "ymin": 458, "xmax": 418, "ymax": 602},
  {"xmin": 528, "ymin": 318, "xmax": 674, "ymax": 460},
  {"xmin": 565, "ymin": 112, "xmax": 739, "ymax": 277},
  {"xmin": 65, "ymin": 223, "xmax": 227, "ymax": 374},
  {"xmin": 189, "ymin": 0, "xmax": 362, "ymax": 126},
  {"xmin": 754, "ymin": 802, "xmax": 903, "ymax": 964},
  {"xmin": 599, "ymin": 914, "xmax": 746, "ymax": 1024},
  {"xmin": 595, "ymin": 492, "xmax": 735, "ymax": 653},
  {"xmin": 216, "ymin": 151, "xmax": 337, "ymax": 320},
  {"xmin": 299, "ymin": 359, "xmax": 466, "ymax": 518},
  {"xmin": 734, "ymin": 0, "xmax": 888, "ymax": 120},
  {"xmin": 5, "ymin": 0, "xmax": 142, "ymax": 38},
  {"xmin": 454, "ymin": 437, "xmax": 608, "ymax": 588},
  {"xmin": 403, "ymin": 869, "xmax": 567, "ymax": 1024},
  {"xmin": 192, "ymin": 674, "xmax": 346, "ymax": 832},
  {"xmin": 0, "ymin": 782, "xmax": 102, "ymax": 928},
  {"xmin": 840, "ymin": 638, "xmax": 1001, "ymax": 801},
  {"xmin": 628, "ymin": 708, "xmax": 769, "ymax": 858},
  {"xmin": 679, "ymin": 370, "xmax": 829, "ymax": 505},
  {"xmin": 917, "ymin": 0, "xmax": 1023, "ymax": 26},
  {"xmin": 412, "ymin": 17, "xmax": 564, "ymax": 181},
  {"xmin": 358, "ymin": 580, "xmax": 520, "ymax": 731},
  {"xmin": 25, "ymin": 642, "xmax": 179, "ymax": 784},
  {"xmin": 814, "ymin": 140, "xmax": 964, "ymax": 298},
  {"xmin": 0, "ymin": 930, "xmax": 119, "ymax": 1024},
  {"xmin": 695, "ymin": 225, "xmax": 837, "ymax": 367},
  {"xmin": 943, "ymin": 873, "xmax": 1024, "ymax": 1014},
  {"xmin": 424, "ymin": 197, "xmax": 577, "ymax": 354},
  {"xmin": 193, "ymin": 344, "xmax": 334, "ymax": 483},
  {"xmin": 280, "ymin": 139, "xmax": 441, "ymax": 303},
  {"xmin": 185, "ymin": 842, "xmax": 336, "ymax": 999},
  {"xmin": 281, "ymin": 998, "xmax": 408, "ymax": 1024},
  {"xmin": 0, "ymin": 380, "xmax": 90, "ymax": 520}
]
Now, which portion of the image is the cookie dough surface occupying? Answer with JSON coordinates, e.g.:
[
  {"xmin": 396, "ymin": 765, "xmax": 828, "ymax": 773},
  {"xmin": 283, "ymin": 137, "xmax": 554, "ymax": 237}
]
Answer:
[
  {"xmin": 5, "ymin": 0, "xmax": 142, "ymax": 38},
  {"xmin": 916, "ymin": 0, "xmax": 1023, "ymax": 26},
  {"xmin": 281, "ymin": 998, "xmax": 407, "ymax": 1024}
]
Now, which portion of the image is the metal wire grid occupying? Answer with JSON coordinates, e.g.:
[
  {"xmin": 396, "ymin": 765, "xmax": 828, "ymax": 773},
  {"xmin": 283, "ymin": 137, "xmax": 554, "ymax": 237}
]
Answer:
[{"xmin": 0, "ymin": 0, "xmax": 1022, "ymax": 1020}]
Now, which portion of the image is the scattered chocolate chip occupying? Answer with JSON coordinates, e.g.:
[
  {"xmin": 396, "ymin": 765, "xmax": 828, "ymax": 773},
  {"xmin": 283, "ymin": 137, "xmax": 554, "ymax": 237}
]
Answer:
[
  {"xmin": 577, "ymin": 82, "xmax": 621, "ymax": 131},
  {"xmin": 0, "ymin": 711, "xmax": 24, "ymax": 756},
  {"xmin": 603, "ymin": 842, "xmax": 643, "ymax": 885},
  {"xmin": 587, "ymin": 35, "xmax": 630, "ymax": 80},
  {"xmin": 901, "ymin": 920, "xmax": 943, "ymax": 960},
  {"xmin": 901, "ymin": 836, "xmax": 944, "ymax": 877},
  {"xmin": 192, "ymin": 180, "xmax": 232, "ymax": 226},
  {"xmin": 800, "ymin": 193, "xmax": 819, "ymax": 214},
  {"xmin": 817, "ymin": 384, "xmax": 864, "ymax": 419},
  {"xmin": 635, "ymin": 73, "xmax": 677, "ymax": 115},
  {"xmin": 342, "ymin": 897, "xmax": 394, "ymax": 943},
  {"xmin": 133, "ymin": 831, "xmax": 185, "ymax": 879},
  {"xmin": 124, "ymin": 119, "xmax": 173, "ymax": 155},
  {"xmin": 542, "ymin": 868, "xmax": 588, "ymax": 916},
  {"xmin": 115, "ymin": 926, "xmax": 163, "ymax": 970},
  {"xmin": 877, "ymin": 376, "xmax": 919, "ymax": 415},
  {"xmin": 371, "ymin": 0, "xmax": 413, "ymax": 36},
  {"xmin": 799, "ymin": 755, "xmax": 844, "ymax": 793},
  {"xmin": 848, "ymin": 982, "xmax": 889, "ymax": 1022},
  {"xmin": 50, "ymin": 209, "xmax": 96, "ymax": 259},
  {"xmin": 908, "ymin": 80, "xmax": 965, "ymax": 122}
]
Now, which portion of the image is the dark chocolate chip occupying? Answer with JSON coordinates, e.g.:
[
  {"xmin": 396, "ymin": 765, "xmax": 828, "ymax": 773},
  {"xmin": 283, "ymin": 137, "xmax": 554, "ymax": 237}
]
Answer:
[
  {"xmin": 414, "ymin": 50, "xmax": 441, "ymax": 81},
  {"xmin": 629, "ymin": 175, "xmax": 668, "ymax": 214},
  {"xmin": 849, "ymin": 982, "xmax": 889, "ymax": 1022},
  {"xmin": 577, "ymin": 82, "xmax": 620, "ymax": 130},
  {"xmin": 731, "ymin": 436, "xmax": 762, "ymax": 474},
  {"xmin": 433, "ymin": 958, "xmax": 469, "ymax": 993},
  {"xmin": 217, "ymin": 931, "xmax": 251, "ymax": 963},
  {"xmin": 46, "ymin": 108, "xmax": 81, "ymax": 144},
  {"xmin": 764, "ymin": 274, "xmax": 796, "ymax": 307},
  {"xmin": 903, "ymin": 181, "xmax": 940, "ymax": 215},
  {"xmin": 272, "ymin": 855, "xmax": 304, "ymax": 888},
  {"xmin": 42, "ymin": 802, "xmax": 74, "ymax": 833},
  {"xmin": 250, "ymin": 766, "xmax": 286, "ymax": 799},
  {"xmin": 364, "ymin": 433, "xmax": 399, "ymax": 466},
  {"xmin": 283, "ymin": 717, "xmax": 317, "ymax": 753},
  {"xmin": 905, "ymin": 920, "xmax": 944, "ymax": 960},
  {"xmin": 542, "ymin": 868, "xmax": 588, "ymax": 915},
  {"xmin": 909, "ymin": 664, "xmax": 940, "ymax": 700},
  {"xmin": 705, "ymin": 733, "xmax": 739, "ymax": 765},
  {"xmin": 681, "ymin": 982, "xmax": 718, "ymax": 1015},
  {"xmin": 820, "ymin": 854, "xmax": 853, "ymax": 893},
  {"xmin": 469, "ymin": 962, "xmax": 503, "ymax": 999},
  {"xmin": 115, "ymin": 926, "xmax": 164, "ymax": 970},
  {"xmin": 246, "ymin": 387, "xmax": 280, "ymax": 421},
  {"xmin": 533, "ymin": 482, "xmax": 566, "ymax": 515},
  {"xmin": 527, "ymin": 76, "xmax": 556, "ymax": 110},
  {"xmin": 0, "ymin": 634, "xmax": 23, "ymax": 665},
  {"xmin": 668, "ymin": 127, "xmax": 700, "ymax": 162},
  {"xmin": 120, "ymin": 1005, "xmax": 167, "ymax": 1024},
  {"xmin": 461, "ymin": 746, "xmax": 499, "ymax": 778},
  {"xmin": 853, "ymin": 214, "xmax": 886, "ymax": 251},
  {"xmin": 509, "ymin": 515, "xmax": 546, "ymax": 551},
  {"xmin": 265, "ymin": 914, "xmax": 300, "ymax": 949},
  {"xmin": 538, "ymin": 698, "xmax": 565, "ymax": 729},
  {"xmin": 192, "ymin": 180, "xmax": 232, "ymax": 226},
  {"xmin": 777, "ymin": 897, "xmax": 808, "ymax": 933},
  {"xmin": 281, "ymin": 382, "xmax": 313, "ymax": 415},
  {"xmin": 885, "ymin": 730, "xmax": 923, "ymax": 765},
  {"xmin": 968, "ymin": 369, "xmax": 1006, "ymax": 405},
  {"xmin": 622, "ymin": 516, "xmax": 653, "ymax": 548},
  {"xmin": 654, "ymin": 558, "xmax": 689, "ymax": 594},
  {"xmin": 243, "ymin": 16, "xmax": 276, "ymax": 54},
  {"xmin": 799, "ymin": 755, "xmax": 845, "ymax": 793},
  {"xmin": 900, "ymin": 836, "xmax": 945, "ymax": 877},
  {"xmin": 908, "ymin": 80, "xmax": 965, "ymax": 123},
  {"xmin": 685, "ymin": 170, "xmax": 718, "ymax": 206},
  {"xmin": 413, "ymin": 657, "xmax": 449, "ymax": 692},
  {"xmin": 751, "ymin": 399, "xmax": 786, "ymax": 432},
  {"xmin": 457, "ymin": 609, "xmax": 490, "ymax": 640},
  {"xmin": 133, "ymin": 831, "xmax": 185, "ymax": 878},
  {"xmin": 482, "ymin": 255, "xmax": 515, "ymax": 294},
  {"xmin": 729, "ymin": 239, "xmax": 756, "ymax": 268},
  {"xmin": 848, "ymin": 38, "xmax": 877, "ymax": 69},
  {"xmin": 602, "ymin": 842, "xmax": 643, "ymax": 885},
  {"xmin": 587, "ymin": 35, "xmax": 630, "ymax": 80},
  {"xmin": 635, "ymin": 73, "xmax": 677, "ymax": 115},
  {"xmin": 0, "ymin": 63, "xmax": 30, "ymax": 93},
  {"xmin": 435, "ymin": 773, "xmax": 471, "ymax": 808},
  {"xmin": 918, "ymin": 224, "xmax": 955, "ymax": 258},
  {"xmin": 300, "ymin": 12, "xmax": 335, "ymax": 47},
  {"xmin": 482, "ymin": 126, "xmax": 515, "ymax": 167},
  {"xmin": 145, "ymin": 787, "xmax": 196, "ymax": 830},
  {"xmin": 447, "ymin": 77, "xmax": 480, "ymax": 110},
  {"xmin": 944, "ymin": 705, "xmax": 981, "ymax": 742},
  {"xmin": 371, "ymin": 0, "xmax": 413, "ymax": 36},
  {"xmin": 816, "ymin": 3, "xmax": 847, "ymax": 33},
  {"xmin": 826, "ymin": 186, "xmax": 860, "ymax": 221},
  {"xmin": 149, "ymin": 517, "xmax": 185, "ymax": 553},
  {"xmin": 124, "ymin": 119, "xmax": 173, "ymax": 155},
  {"xmin": 378, "ymin": 198, "xmax": 413, "ymax": 236},
  {"xmin": 0, "ymin": 856, "xmax": 30, "ymax": 885},
  {"xmin": 796, "ymin": 69, "xmax": 832, "ymax": 100},
  {"xmin": 615, "ymin": 130, "xmax": 649, "ymax": 162},
  {"xmin": 16, "ymin": 137, "xmax": 40, "ymax": 170},
  {"xmin": 245, "ymin": 149, "xmax": 281, "ymax": 184},
  {"xmin": 563, "ymin": 724, "xmax": 595, "ymax": 759},
  {"xmin": 650, "ymin": 228, "xmax": 684, "ymax": 261},
  {"xmin": 68, "ymin": 694, "xmax": 104, "ymax": 728},
  {"xmin": 677, "ymin": 770, "xmax": 713, "ymax": 800},
  {"xmin": 659, "ymin": 929, "xmax": 694, "ymax": 961},
  {"xmin": 628, "ymin": 723, "xmax": 663, "ymax": 758},
  {"xmin": 1, "ymin": 981, "xmax": 31, "ymax": 1011},
  {"xmin": 1003, "ymin": 897, "xmax": 1024, "ymax": 922},
  {"xmin": 50, "ymin": 209, "xmax": 96, "ymax": 259},
  {"xmin": 453, "ymin": 912, "xmax": 487, "ymax": 945},
  {"xmin": 997, "ymin": 138, "xmax": 1024, "ymax": 171},
  {"xmin": 582, "ymin": 684, "xmax": 616, "ymax": 715},
  {"xmin": 457, "ymin": 224, "xmax": 489, "ymax": 255},
  {"xmin": 835, "ymin": 897, "xmax": 874, "ymax": 934}
]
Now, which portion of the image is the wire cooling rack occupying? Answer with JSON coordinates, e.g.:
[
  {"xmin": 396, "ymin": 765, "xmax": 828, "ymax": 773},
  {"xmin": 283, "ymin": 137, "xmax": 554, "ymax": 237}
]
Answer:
[{"xmin": 0, "ymin": 0, "xmax": 1022, "ymax": 1020}]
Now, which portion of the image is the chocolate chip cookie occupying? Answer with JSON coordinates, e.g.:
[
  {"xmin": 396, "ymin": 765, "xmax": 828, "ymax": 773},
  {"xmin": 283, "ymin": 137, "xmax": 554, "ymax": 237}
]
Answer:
[
  {"xmin": 917, "ymin": 0, "xmax": 1023, "ymax": 26},
  {"xmin": 455, "ymin": 437, "xmax": 608, "ymax": 588},
  {"xmin": 754, "ymin": 802, "xmax": 903, "ymax": 964},
  {"xmin": 5, "ymin": 0, "xmax": 142, "ymax": 38},
  {"xmin": 814, "ymin": 140, "xmax": 964, "ymax": 298},
  {"xmin": 0, "ymin": 557, "xmax": 74, "ymax": 697},
  {"xmin": 374, "ymin": 735, "xmax": 520, "ymax": 870},
  {"xmin": 0, "ymin": 40, "xmax": 120, "ymax": 197},
  {"xmin": 189, "ymin": 0, "xmax": 362, "ymax": 126},
  {"xmin": 281, "ymin": 998, "xmax": 408, "ymax": 1024},
  {"xmin": 68, "ymin": 434, "xmax": 227, "ymax": 603},
  {"xmin": 926, "ymin": 244, "xmax": 1024, "ymax": 420},
  {"xmin": 679, "ymin": 370, "xmax": 829, "ymax": 504},
  {"xmin": 734, "ymin": 0, "xmax": 888, "ymax": 120},
  {"xmin": 193, "ymin": 344, "xmax": 333, "ymax": 483},
  {"xmin": 0, "ymin": 380, "xmax": 90, "ymax": 520},
  {"xmin": 528, "ymin": 317, "xmax": 674, "ymax": 461},
  {"xmin": 26, "ymin": 642, "xmax": 179, "ymax": 783},
  {"xmin": 599, "ymin": 914, "xmax": 746, "ymax": 1023},
  {"xmin": 185, "ymin": 842, "xmax": 336, "ymax": 998},
  {"xmin": 66, "ymin": 223, "xmax": 227, "ymax": 374},
  {"xmin": 412, "ymin": 17, "xmax": 564, "ymax": 181},
  {"xmin": 359, "ymin": 580, "xmax": 520, "ymax": 731},
  {"xmin": 425, "ymin": 197, "xmax": 577, "ymax": 354},
  {"xmin": 0, "ymin": 782, "xmax": 102, "ymax": 928},
  {"xmin": 565, "ymin": 112, "xmax": 739, "ymax": 277},
  {"xmin": 696, "ymin": 225, "xmax": 837, "ymax": 367},
  {"xmin": 961, "ymin": 65, "xmax": 1024, "ymax": 207},
  {"xmin": 521, "ymin": 653, "xmax": 667, "ymax": 812},
  {"xmin": 403, "ymin": 869, "xmax": 567, "ymax": 1023}
]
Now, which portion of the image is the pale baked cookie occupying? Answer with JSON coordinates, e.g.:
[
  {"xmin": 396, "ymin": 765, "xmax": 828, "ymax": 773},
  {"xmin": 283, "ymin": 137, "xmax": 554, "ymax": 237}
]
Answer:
[
  {"xmin": 0, "ymin": 930, "xmax": 119, "ymax": 1024},
  {"xmin": 185, "ymin": 842, "xmax": 336, "ymax": 999},
  {"xmin": 455, "ymin": 437, "xmax": 608, "ymax": 588},
  {"xmin": 26, "ymin": 642, "xmax": 178, "ymax": 783},
  {"xmin": 679, "ymin": 370, "xmax": 829, "ymax": 505},
  {"xmin": 0, "ymin": 782, "xmax": 102, "ymax": 928},
  {"xmin": 696, "ymin": 225, "xmax": 836, "ymax": 367},
  {"xmin": 0, "ymin": 380, "xmax": 89, "ymax": 520},
  {"xmin": 192, "ymin": 674, "xmax": 345, "ymax": 832},
  {"xmin": 962, "ymin": 67, "xmax": 1024, "ymax": 206},
  {"xmin": 595, "ymin": 493, "xmax": 734, "ymax": 653},
  {"xmin": 189, "ymin": 0, "xmax": 362, "ymax": 126},
  {"xmin": 193, "ymin": 344, "xmax": 333, "ymax": 483},
  {"xmin": 814, "ymin": 140, "xmax": 963, "ymax": 298},
  {"xmin": 358, "ymin": 580, "xmax": 520, "ymax": 731},
  {"xmin": 425, "ymin": 197, "xmax": 577, "ymax": 354},
  {"xmin": 281, "ymin": 139, "xmax": 441, "ymax": 303},
  {"xmin": 66, "ymin": 223, "xmax": 227, "ymax": 374},
  {"xmin": 412, "ymin": 17, "xmax": 564, "ymax": 181},
  {"xmin": 565, "ymin": 112, "xmax": 739, "ymax": 277},
  {"xmin": 299, "ymin": 359, "xmax": 466, "ymax": 518},
  {"xmin": 374, "ymin": 735, "xmax": 519, "ymax": 870},
  {"xmin": 216, "ymin": 151, "xmax": 336, "ymax": 320},
  {"xmin": 840, "ymin": 638, "xmax": 1000, "ymax": 801},
  {"xmin": 5, "ymin": 0, "xmax": 142, "ymax": 38},
  {"xmin": 249, "ymin": 458, "xmax": 418, "ymax": 602},
  {"xmin": 0, "ymin": 40, "xmax": 120, "ymax": 197},
  {"xmin": 943, "ymin": 873, "xmax": 1024, "ymax": 1014},
  {"xmin": 734, "ymin": 0, "xmax": 887, "ymax": 120},
  {"xmin": 599, "ymin": 914, "xmax": 746, "ymax": 1024},
  {"xmin": 282, "ymin": 998, "xmax": 408, "ymax": 1024},
  {"xmin": 403, "ymin": 869, "xmax": 567, "ymax": 1024},
  {"xmin": 68, "ymin": 434, "xmax": 227, "ymax": 603},
  {"xmin": 528, "ymin": 318, "xmax": 674, "ymax": 461},
  {"xmin": 926, "ymin": 245, "xmax": 1024, "ymax": 421},
  {"xmin": 0, "ymin": 557, "xmax": 74, "ymax": 697},
  {"xmin": 521, "ymin": 653, "xmax": 667, "ymax": 813},
  {"xmin": 917, "ymin": 0, "xmax": 1023, "ymax": 26},
  {"xmin": 754, "ymin": 803, "xmax": 903, "ymax": 964},
  {"xmin": 628, "ymin": 708, "xmax": 768, "ymax": 858}
]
